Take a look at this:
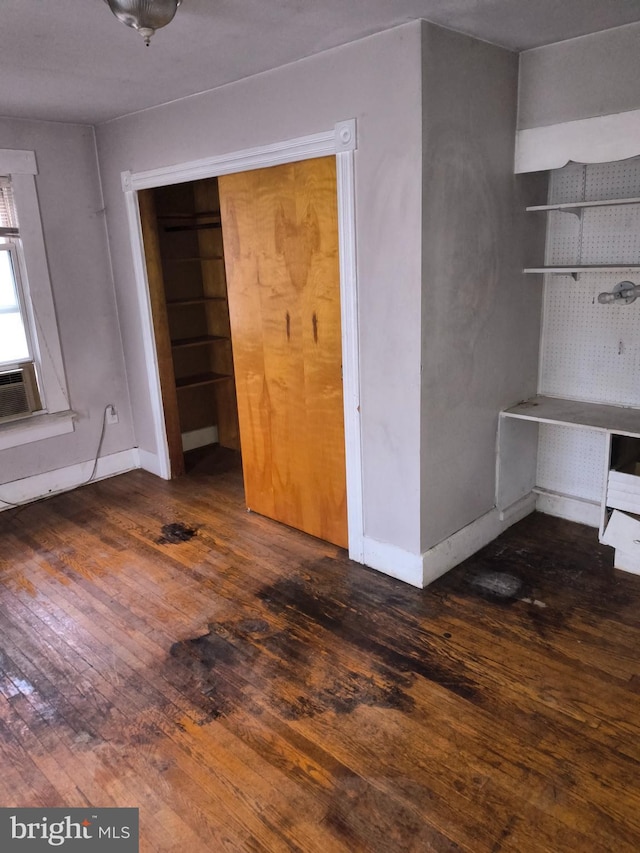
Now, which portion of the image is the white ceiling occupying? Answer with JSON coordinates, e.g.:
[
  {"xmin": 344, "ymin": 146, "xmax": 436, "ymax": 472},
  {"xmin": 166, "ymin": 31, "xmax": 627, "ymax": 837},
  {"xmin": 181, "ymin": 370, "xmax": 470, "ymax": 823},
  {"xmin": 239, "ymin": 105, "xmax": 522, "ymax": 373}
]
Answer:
[{"xmin": 3, "ymin": 0, "xmax": 640, "ymax": 125}]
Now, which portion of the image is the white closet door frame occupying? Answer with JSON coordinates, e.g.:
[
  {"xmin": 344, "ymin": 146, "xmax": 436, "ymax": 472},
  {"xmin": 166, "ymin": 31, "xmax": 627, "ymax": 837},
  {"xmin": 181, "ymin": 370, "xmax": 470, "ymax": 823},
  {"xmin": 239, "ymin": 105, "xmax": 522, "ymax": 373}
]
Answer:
[{"xmin": 121, "ymin": 120, "xmax": 365, "ymax": 563}]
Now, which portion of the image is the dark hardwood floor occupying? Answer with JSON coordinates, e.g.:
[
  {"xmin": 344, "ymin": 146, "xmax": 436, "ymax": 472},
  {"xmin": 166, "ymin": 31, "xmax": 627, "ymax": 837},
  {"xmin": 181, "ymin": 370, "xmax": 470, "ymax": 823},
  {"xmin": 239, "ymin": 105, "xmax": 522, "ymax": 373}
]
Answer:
[{"xmin": 0, "ymin": 454, "xmax": 639, "ymax": 852}]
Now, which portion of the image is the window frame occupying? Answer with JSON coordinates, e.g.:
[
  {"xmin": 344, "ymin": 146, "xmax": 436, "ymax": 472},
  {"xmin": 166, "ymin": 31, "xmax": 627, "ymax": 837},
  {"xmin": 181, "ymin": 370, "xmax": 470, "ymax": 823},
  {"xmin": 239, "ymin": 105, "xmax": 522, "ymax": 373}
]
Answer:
[{"xmin": 0, "ymin": 149, "xmax": 73, "ymax": 449}]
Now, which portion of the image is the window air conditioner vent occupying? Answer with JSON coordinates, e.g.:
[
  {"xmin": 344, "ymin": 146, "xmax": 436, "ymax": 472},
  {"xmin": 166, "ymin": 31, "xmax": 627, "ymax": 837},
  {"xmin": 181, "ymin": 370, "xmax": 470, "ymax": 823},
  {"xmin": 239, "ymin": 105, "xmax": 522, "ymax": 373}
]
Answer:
[{"xmin": 0, "ymin": 363, "xmax": 41, "ymax": 422}]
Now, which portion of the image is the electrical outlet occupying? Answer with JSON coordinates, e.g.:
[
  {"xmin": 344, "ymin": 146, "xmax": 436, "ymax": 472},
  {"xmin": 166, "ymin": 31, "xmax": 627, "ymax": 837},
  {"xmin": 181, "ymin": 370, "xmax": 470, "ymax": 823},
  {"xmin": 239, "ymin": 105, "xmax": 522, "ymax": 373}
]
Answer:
[{"xmin": 106, "ymin": 404, "xmax": 119, "ymax": 425}]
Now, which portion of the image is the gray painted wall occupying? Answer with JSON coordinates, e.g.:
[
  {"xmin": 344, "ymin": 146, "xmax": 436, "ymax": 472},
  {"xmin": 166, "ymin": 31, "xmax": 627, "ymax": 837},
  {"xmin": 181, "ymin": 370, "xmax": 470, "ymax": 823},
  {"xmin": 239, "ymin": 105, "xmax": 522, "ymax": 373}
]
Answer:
[
  {"xmin": 420, "ymin": 23, "xmax": 546, "ymax": 550},
  {"xmin": 96, "ymin": 22, "xmax": 425, "ymax": 556},
  {"xmin": 518, "ymin": 22, "xmax": 640, "ymax": 129},
  {"xmin": 0, "ymin": 118, "xmax": 132, "ymax": 486}
]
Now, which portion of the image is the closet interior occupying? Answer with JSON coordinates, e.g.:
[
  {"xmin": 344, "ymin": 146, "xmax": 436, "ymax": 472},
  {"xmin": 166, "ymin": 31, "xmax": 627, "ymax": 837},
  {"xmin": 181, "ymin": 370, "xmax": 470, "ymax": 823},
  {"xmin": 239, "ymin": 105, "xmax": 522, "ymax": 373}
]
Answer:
[{"xmin": 141, "ymin": 178, "xmax": 240, "ymax": 476}]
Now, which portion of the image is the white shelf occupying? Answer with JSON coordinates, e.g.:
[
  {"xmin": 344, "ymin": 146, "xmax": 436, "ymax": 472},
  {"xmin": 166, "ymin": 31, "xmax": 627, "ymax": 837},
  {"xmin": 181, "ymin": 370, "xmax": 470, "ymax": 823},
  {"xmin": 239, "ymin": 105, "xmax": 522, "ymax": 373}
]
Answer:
[
  {"xmin": 525, "ymin": 193, "xmax": 640, "ymax": 274},
  {"xmin": 523, "ymin": 265, "xmax": 640, "ymax": 275},
  {"xmin": 502, "ymin": 396, "xmax": 640, "ymax": 437},
  {"xmin": 527, "ymin": 196, "xmax": 640, "ymax": 212}
]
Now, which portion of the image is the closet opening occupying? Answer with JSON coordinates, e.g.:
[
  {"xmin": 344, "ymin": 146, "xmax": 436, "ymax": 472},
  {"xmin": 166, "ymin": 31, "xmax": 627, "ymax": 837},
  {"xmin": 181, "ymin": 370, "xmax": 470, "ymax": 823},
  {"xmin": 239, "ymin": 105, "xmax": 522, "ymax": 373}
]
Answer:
[
  {"xmin": 139, "ymin": 177, "xmax": 240, "ymax": 479},
  {"xmin": 138, "ymin": 157, "xmax": 349, "ymax": 550}
]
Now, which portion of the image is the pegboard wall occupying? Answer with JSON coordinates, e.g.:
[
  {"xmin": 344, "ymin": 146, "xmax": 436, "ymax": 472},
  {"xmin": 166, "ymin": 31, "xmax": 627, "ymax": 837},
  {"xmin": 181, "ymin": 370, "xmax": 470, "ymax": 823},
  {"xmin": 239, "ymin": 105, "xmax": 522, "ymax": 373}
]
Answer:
[
  {"xmin": 540, "ymin": 270, "xmax": 640, "ymax": 405},
  {"xmin": 536, "ymin": 158, "xmax": 640, "ymax": 501},
  {"xmin": 536, "ymin": 424, "xmax": 605, "ymax": 503}
]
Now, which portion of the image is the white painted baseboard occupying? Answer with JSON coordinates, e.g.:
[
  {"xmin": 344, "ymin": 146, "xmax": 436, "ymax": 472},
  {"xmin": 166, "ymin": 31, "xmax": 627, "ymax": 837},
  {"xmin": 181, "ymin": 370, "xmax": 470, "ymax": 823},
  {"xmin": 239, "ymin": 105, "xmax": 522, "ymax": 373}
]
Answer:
[
  {"xmin": 534, "ymin": 489, "xmax": 600, "ymax": 528},
  {"xmin": 421, "ymin": 494, "xmax": 536, "ymax": 587},
  {"xmin": 362, "ymin": 494, "xmax": 536, "ymax": 589},
  {"xmin": 362, "ymin": 537, "xmax": 424, "ymax": 588},
  {"xmin": 137, "ymin": 448, "xmax": 167, "ymax": 479},
  {"xmin": 0, "ymin": 449, "xmax": 140, "ymax": 511}
]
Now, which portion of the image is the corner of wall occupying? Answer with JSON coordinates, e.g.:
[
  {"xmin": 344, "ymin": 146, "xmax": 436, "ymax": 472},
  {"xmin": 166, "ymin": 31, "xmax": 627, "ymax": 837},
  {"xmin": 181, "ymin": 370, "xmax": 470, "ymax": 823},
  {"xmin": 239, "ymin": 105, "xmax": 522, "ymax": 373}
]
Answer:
[
  {"xmin": 419, "ymin": 26, "xmax": 526, "ymax": 559},
  {"xmin": 421, "ymin": 496, "xmax": 536, "ymax": 586}
]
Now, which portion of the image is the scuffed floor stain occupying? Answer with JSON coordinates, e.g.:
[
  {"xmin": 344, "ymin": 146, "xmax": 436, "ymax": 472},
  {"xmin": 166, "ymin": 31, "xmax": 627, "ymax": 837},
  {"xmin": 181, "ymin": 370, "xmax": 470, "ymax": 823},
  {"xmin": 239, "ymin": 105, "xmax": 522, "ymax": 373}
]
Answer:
[
  {"xmin": 157, "ymin": 522, "xmax": 197, "ymax": 545},
  {"xmin": 430, "ymin": 514, "xmax": 611, "ymax": 635},
  {"xmin": 163, "ymin": 561, "xmax": 480, "ymax": 726},
  {"xmin": 322, "ymin": 773, "xmax": 462, "ymax": 852},
  {"xmin": 257, "ymin": 575, "xmax": 479, "ymax": 702},
  {"xmin": 169, "ymin": 612, "xmax": 415, "ymax": 723},
  {"xmin": 491, "ymin": 815, "xmax": 518, "ymax": 853},
  {"xmin": 470, "ymin": 571, "xmax": 523, "ymax": 602}
]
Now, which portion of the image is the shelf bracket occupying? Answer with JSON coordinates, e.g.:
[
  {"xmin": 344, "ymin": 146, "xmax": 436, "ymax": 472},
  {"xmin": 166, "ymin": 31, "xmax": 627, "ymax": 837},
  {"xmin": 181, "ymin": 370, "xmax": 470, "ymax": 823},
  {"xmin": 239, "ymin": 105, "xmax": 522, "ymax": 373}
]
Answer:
[
  {"xmin": 559, "ymin": 207, "xmax": 583, "ymax": 221},
  {"xmin": 548, "ymin": 271, "xmax": 581, "ymax": 280}
]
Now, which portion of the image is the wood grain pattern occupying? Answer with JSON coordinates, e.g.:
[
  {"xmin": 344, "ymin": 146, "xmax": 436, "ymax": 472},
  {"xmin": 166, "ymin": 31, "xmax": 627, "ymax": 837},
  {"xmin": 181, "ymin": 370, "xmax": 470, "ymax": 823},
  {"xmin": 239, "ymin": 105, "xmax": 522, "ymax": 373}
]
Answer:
[
  {"xmin": 219, "ymin": 157, "xmax": 347, "ymax": 548},
  {"xmin": 0, "ymin": 461, "xmax": 639, "ymax": 851},
  {"xmin": 138, "ymin": 189, "xmax": 185, "ymax": 478}
]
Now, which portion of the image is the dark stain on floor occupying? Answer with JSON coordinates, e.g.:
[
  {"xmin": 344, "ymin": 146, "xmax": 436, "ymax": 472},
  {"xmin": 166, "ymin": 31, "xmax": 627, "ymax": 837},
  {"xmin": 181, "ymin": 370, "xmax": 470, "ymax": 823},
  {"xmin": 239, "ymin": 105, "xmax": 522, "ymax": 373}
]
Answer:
[
  {"xmin": 322, "ymin": 773, "xmax": 464, "ymax": 852},
  {"xmin": 162, "ymin": 514, "xmax": 632, "ymax": 729},
  {"xmin": 257, "ymin": 575, "xmax": 479, "ymax": 702},
  {"xmin": 432, "ymin": 513, "xmax": 637, "ymax": 637},
  {"xmin": 164, "ymin": 561, "xmax": 480, "ymax": 724},
  {"xmin": 169, "ymin": 608, "xmax": 416, "ymax": 722},
  {"xmin": 157, "ymin": 522, "xmax": 197, "ymax": 545}
]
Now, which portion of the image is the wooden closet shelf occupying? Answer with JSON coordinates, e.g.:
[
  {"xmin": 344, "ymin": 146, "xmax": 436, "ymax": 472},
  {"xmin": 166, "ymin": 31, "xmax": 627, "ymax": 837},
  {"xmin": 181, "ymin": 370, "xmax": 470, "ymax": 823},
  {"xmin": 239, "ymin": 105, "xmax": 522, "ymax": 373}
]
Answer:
[
  {"xmin": 163, "ymin": 222, "xmax": 222, "ymax": 233},
  {"xmin": 157, "ymin": 210, "xmax": 221, "ymax": 220},
  {"xmin": 175, "ymin": 372, "xmax": 232, "ymax": 390},
  {"xmin": 161, "ymin": 255, "xmax": 224, "ymax": 263},
  {"xmin": 166, "ymin": 296, "xmax": 227, "ymax": 306},
  {"xmin": 171, "ymin": 335, "xmax": 227, "ymax": 349}
]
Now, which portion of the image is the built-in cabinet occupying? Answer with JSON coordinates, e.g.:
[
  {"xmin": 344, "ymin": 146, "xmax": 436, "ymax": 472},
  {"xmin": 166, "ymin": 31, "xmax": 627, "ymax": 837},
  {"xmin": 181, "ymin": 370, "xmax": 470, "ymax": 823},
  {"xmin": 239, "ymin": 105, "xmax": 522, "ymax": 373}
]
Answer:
[
  {"xmin": 497, "ymin": 158, "xmax": 640, "ymax": 573},
  {"xmin": 140, "ymin": 179, "xmax": 239, "ymax": 476},
  {"xmin": 603, "ymin": 434, "xmax": 640, "ymax": 566}
]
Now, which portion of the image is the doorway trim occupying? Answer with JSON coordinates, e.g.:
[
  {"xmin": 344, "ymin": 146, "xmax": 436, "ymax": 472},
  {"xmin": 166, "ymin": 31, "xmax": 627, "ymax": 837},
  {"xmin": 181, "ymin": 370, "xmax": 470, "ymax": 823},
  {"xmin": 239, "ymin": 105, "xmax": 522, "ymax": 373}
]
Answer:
[{"xmin": 121, "ymin": 121, "xmax": 365, "ymax": 563}]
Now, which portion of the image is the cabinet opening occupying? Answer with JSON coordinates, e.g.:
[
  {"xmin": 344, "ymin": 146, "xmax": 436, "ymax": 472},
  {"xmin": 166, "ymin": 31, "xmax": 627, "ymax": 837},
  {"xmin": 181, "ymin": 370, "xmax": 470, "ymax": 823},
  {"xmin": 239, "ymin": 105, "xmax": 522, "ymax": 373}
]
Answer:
[{"xmin": 610, "ymin": 435, "xmax": 640, "ymax": 476}]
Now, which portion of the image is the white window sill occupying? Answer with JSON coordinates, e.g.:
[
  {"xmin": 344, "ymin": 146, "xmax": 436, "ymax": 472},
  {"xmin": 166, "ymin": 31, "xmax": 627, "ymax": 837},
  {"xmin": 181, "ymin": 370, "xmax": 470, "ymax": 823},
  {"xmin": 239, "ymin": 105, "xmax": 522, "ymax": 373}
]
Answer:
[{"xmin": 0, "ymin": 410, "xmax": 75, "ymax": 450}]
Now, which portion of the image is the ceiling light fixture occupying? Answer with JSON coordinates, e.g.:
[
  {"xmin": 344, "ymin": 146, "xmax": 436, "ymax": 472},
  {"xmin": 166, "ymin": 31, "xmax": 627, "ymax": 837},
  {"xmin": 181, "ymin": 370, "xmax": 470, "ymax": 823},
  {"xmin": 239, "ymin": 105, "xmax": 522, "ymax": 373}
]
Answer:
[{"xmin": 103, "ymin": 0, "xmax": 182, "ymax": 46}]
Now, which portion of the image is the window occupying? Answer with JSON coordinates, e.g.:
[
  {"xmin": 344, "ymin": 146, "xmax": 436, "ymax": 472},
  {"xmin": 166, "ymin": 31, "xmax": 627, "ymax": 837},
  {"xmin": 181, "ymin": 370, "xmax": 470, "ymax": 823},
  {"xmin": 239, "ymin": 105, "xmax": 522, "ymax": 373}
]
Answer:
[
  {"xmin": 0, "ymin": 179, "xmax": 34, "ymax": 366},
  {"xmin": 0, "ymin": 149, "xmax": 73, "ymax": 449}
]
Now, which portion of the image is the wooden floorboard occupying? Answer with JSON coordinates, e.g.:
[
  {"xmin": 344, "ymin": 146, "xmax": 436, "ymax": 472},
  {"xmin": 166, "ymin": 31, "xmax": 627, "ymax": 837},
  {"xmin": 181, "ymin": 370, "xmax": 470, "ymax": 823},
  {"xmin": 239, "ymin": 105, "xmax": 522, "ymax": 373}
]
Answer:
[{"xmin": 0, "ymin": 454, "xmax": 639, "ymax": 852}]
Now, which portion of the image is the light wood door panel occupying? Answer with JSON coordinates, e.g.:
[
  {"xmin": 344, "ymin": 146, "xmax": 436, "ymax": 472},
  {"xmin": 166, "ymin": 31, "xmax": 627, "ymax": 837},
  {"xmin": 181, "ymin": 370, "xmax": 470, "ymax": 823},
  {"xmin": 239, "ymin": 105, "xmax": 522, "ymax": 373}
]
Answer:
[{"xmin": 219, "ymin": 157, "xmax": 347, "ymax": 548}]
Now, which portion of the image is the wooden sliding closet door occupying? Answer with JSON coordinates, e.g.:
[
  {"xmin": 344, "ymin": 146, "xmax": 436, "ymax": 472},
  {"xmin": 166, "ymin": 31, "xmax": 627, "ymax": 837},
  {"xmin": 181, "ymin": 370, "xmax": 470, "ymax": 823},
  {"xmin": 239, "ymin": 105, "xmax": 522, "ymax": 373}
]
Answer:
[{"xmin": 218, "ymin": 157, "xmax": 347, "ymax": 548}]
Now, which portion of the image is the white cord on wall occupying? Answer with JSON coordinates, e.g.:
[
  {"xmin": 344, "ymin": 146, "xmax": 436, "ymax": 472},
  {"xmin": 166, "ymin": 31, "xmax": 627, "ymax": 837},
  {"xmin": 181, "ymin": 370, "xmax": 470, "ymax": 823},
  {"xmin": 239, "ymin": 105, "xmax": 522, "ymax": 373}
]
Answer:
[{"xmin": 0, "ymin": 403, "xmax": 114, "ymax": 511}]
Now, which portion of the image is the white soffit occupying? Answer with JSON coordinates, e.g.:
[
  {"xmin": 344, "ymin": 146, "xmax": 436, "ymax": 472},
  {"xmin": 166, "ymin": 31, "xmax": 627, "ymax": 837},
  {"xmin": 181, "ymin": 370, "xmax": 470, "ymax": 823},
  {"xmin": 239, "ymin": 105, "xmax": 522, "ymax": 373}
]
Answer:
[{"xmin": 515, "ymin": 109, "xmax": 640, "ymax": 173}]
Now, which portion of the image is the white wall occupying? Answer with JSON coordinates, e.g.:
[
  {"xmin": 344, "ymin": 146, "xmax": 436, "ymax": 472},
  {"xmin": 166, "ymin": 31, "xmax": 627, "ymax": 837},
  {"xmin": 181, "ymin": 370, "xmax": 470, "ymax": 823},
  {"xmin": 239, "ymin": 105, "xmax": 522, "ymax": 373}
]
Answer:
[
  {"xmin": 518, "ymin": 22, "xmax": 640, "ymax": 130},
  {"xmin": 0, "ymin": 118, "xmax": 133, "ymax": 488},
  {"xmin": 420, "ymin": 23, "xmax": 546, "ymax": 550},
  {"xmin": 96, "ymin": 23, "xmax": 424, "ymax": 558}
]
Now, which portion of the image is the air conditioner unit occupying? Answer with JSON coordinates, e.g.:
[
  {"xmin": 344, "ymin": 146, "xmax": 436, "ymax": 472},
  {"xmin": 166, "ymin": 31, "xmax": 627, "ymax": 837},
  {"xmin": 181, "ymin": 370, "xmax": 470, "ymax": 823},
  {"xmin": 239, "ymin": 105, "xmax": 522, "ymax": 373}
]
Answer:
[{"xmin": 0, "ymin": 363, "xmax": 42, "ymax": 423}]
